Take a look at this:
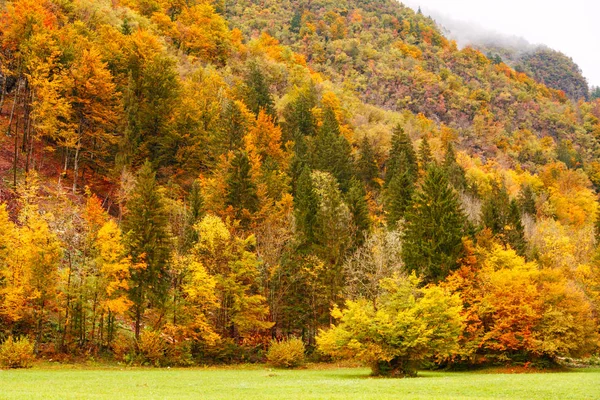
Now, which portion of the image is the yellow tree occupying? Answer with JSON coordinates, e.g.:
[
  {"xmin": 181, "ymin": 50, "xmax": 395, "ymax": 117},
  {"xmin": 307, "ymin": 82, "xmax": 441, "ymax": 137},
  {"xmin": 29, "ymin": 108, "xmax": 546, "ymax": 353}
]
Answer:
[
  {"xmin": 67, "ymin": 45, "xmax": 119, "ymax": 192},
  {"xmin": 18, "ymin": 202, "xmax": 62, "ymax": 347},
  {"xmin": 94, "ymin": 220, "xmax": 133, "ymax": 347},
  {"xmin": 192, "ymin": 215, "xmax": 273, "ymax": 338},
  {"xmin": 175, "ymin": 4, "xmax": 231, "ymax": 63}
]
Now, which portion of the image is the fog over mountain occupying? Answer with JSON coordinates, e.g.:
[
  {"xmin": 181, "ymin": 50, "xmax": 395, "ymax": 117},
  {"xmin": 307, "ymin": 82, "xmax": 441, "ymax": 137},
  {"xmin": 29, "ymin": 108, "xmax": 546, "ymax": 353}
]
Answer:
[{"xmin": 402, "ymin": 0, "xmax": 600, "ymax": 88}]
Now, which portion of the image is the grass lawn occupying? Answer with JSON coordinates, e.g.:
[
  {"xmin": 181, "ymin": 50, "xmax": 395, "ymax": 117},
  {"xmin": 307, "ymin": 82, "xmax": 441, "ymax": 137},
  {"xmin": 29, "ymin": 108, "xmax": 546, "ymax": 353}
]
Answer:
[{"xmin": 0, "ymin": 365, "xmax": 599, "ymax": 399}]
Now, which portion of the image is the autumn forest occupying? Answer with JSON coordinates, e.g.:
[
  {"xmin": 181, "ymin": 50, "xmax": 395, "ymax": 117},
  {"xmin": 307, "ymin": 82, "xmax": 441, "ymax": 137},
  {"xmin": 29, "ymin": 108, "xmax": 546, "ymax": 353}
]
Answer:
[{"xmin": 0, "ymin": 0, "xmax": 599, "ymax": 377}]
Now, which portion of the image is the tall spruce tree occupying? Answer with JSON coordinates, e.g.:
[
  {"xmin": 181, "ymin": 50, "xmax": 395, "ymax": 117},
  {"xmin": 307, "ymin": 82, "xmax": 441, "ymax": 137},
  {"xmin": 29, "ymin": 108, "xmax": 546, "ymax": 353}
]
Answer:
[
  {"xmin": 385, "ymin": 152, "xmax": 415, "ymax": 228},
  {"xmin": 293, "ymin": 167, "xmax": 319, "ymax": 246},
  {"xmin": 226, "ymin": 151, "xmax": 259, "ymax": 219},
  {"xmin": 244, "ymin": 62, "xmax": 275, "ymax": 117},
  {"xmin": 518, "ymin": 184, "xmax": 537, "ymax": 219},
  {"xmin": 346, "ymin": 177, "xmax": 371, "ymax": 245},
  {"xmin": 385, "ymin": 124, "xmax": 417, "ymax": 186},
  {"xmin": 312, "ymin": 106, "xmax": 354, "ymax": 191},
  {"xmin": 123, "ymin": 161, "xmax": 171, "ymax": 338},
  {"xmin": 183, "ymin": 179, "xmax": 205, "ymax": 250},
  {"xmin": 283, "ymin": 82, "xmax": 318, "ymax": 141},
  {"xmin": 418, "ymin": 136, "xmax": 433, "ymax": 170},
  {"xmin": 402, "ymin": 164, "xmax": 469, "ymax": 283},
  {"xmin": 356, "ymin": 136, "xmax": 379, "ymax": 188},
  {"xmin": 442, "ymin": 143, "xmax": 468, "ymax": 192},
  {"xmin": 481, "ymin": 184, "xmax": 526, "ymax": 255},
  {"xmin": 222, "ymin": 100, "xmax": 248, "ymax": 152}
]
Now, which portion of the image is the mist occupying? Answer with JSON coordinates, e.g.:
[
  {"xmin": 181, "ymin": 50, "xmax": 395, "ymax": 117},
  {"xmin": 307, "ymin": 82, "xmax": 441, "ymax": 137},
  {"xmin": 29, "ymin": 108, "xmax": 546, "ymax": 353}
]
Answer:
[{"xmin": 401, "ymin": 0, "xmax": 600, "ymax": 88}]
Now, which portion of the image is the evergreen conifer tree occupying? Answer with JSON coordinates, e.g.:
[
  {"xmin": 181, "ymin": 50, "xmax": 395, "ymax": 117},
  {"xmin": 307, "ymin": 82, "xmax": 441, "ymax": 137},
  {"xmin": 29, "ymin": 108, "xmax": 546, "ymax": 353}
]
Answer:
[
  {"xmin": 385, "ymin": 152, "xmax": 415, "ymax": 228},
  {"xmin": 443, "ymin": 143, "xmax": 468, "ymax": 192},
  {"xmin": 481, "ymin": 183, "xmax": 526, "ymax": 255},
  {"xmin": 385, "ymin": 124, "xmax": 418, "ymax": 186},
  {"xmin": 356, "ymin": 136, "xmax": 379, "ymax": 188},
  {"xmin": 123, "ymin": 161, "xmax": 171, "ymax": 338},
  {"xmin": 346, "ymin": 177, "xmax": 371, "ymax": 245},
  {"xmin": 418, "ymin": 136, "xmax": 433, "ymax": 170},
  {"xmin": 312, "ymin": 107, "xmax": 354, "ymax": 191},
  {"xmin": 244, "ymin": 62, "xmax": 275, "ymax": 117},
  {"xmin": 183, "ymin": 180, "xmax": 205, "ymax": 250},
  {"xmin": 226, "ymin": 151, "xmax": 259, "ymax": 218},
  {"xmin": 293, "ymin": 167, "xmax": 319, "ymax": 245},
  {"xmin": 518, "ymin": 184, "xmax": 537, "ymax": 219},
  {"xmin": 402, "ymin": 164, "xmax": 468, "ymax": 282}
]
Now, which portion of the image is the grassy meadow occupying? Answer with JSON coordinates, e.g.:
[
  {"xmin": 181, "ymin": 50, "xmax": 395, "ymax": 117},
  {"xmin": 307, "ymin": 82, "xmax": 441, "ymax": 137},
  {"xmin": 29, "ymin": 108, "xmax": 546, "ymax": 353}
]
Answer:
[{"xmin": 0, "ymin": 365, "xmax": 599, "ymax": 399}]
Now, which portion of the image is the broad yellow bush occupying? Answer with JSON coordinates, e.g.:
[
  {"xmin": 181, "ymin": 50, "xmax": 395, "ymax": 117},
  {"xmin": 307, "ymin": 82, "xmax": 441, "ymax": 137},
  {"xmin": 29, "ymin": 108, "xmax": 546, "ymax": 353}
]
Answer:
[
  {"xmin": 136, "ymin": 330, "xmax": 166, "ymax": 366},
  {"xmin": 0, "ymin": 336, "xmax": 35, "ymax": 369},
  {"xmin": 266, "ymin": 338, "xmax": 305, "ymax": 368}
]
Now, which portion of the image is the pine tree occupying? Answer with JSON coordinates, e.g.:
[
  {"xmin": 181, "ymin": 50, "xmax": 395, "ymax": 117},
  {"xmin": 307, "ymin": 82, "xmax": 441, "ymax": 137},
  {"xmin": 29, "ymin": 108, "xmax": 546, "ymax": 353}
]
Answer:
[
  {"xmin": 356, "ymin": 136, "xmax": 379, "ymax": 188},
  {"xmin": 481, "ymin": 183, "xmax": 526, "ymax": 255},
  {"xmin": 518, "ymin": 184, "xmax": 537, "ymax": 219},
  {"xmin": 226, "ymin": 151, "xmax": 259, "ymax": 219},
  {"xmin": 385, "ymin": 124, "xmax": 417, "ymax": 186},
  {"xmin": 311, "ymin": 106, "xmax": 354, "ymax": 191},
  {"xmin": 294, "ymin": 167, "xmax": 319, "ymax": 246},
  {"xmin": 184, "ymin": 180, "xmax": 205, "ymax": 250},
  {"xmin": 290, "ymin": 10, "xmax": 302, "ymax": 35},
  {"xmin": 346, "ymin": 178, "xmax": 371, "ymax": 245},
  {"xmin": 244, "ymin": 62, "xmax": 275, "ymax": 117},
  {"xmin": 385, "ymin": 152, "xmax": 415, "ymax": 228},
  {"xmin": 418, "ymin": 136, "xmax": 433, "ymax": 170},
  {"xmin": 443, "ymin": 143, "xmax": 468, "ymax": 192},
  {"xmin": 402, "ymin": 164, "xmax": 468, "ymax": 283},
  {"xmin": 123, "ymin": 161, "xmax": 171, "ymax": 338},
  {"xmin": 283, "ymin": 82, "xmax": 318, "ymax": 141},
  {"xmin": 222, "ymin": 100, "xmax": 248, "ymax": 151},
  {"xmin": 507, "ymin": 199, "xmax": 526, "ymax": 255}
]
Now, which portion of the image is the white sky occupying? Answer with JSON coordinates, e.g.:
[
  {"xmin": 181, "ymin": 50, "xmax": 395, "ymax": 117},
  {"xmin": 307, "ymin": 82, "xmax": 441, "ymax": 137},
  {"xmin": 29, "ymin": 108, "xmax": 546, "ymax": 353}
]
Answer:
[{"xmin": 401, "ymin": 0, "xmax": 600, "ymax": 88}]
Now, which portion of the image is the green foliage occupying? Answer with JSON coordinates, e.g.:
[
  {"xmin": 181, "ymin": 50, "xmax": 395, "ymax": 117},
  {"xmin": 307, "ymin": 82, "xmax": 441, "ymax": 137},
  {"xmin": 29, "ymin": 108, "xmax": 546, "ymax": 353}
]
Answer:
[
  {"xmin": 266, "ymin": 337, "xmax": 306, "ymax": 368},
  {"xmin": 385, "ymin": 152, "xmax": 415, "ymax": 228},
  {"xmin": 123, "ymin": 161, "xmax": 171, "ymax": 338},
  {"xmin": 244, "ymin": 61, "xmax": 275, "ymax": 117},
  {"xmin": 226, "ymin": 151, "xmax": 259, "ymax": 221},
  {"xmin": 518, "ymin": 184, "xmax": 537, "ymax": 218},
  {"xmin": 385, "ymin": 125, "xmax": 417, "ymax": 185},
  {"xmin": 443, "ymin": 144, "xmax": 468, "ymax": 193},
  {"xmin": 183, "ymin": 180, "xmax": 205, "ymax": 250},
  {"xmin": 311, "ymin": 107, "xmax": 354, "ymax": 191},
  {"xmin": 293, "ymin": 167, "xmax": 319, "ymax": 245},
  {"xmin": 346, "ymin": 178, "xmax": 371, "ymax": 245},
  {"xmin": 481, "ymin": 184, "xmax": 526, "ymax": 255},
  {"xmin": 0, "ymin": 336, "xmax": 35, "ymax": 369},
  {"xmin": 121, "ymin": 41, "xmax": 180, "ymax": 168},
  {"xmin": 356, "ymin": 137, "xmax": 379, "ymax": 188},
  {"xmin": 402, "ymin": 165, "xmax": 469, "ymax": 282},
  {"xmin": 418, "ymin": 136, "xmax": 433, "ymax": 170}
]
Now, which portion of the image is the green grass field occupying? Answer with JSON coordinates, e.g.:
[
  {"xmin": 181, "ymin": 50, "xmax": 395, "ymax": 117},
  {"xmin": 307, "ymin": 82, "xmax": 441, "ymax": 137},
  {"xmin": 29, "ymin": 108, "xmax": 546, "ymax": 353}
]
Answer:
[{"xmin": 0, "ymin": 365, "xmax": 599, "ymax": 399}]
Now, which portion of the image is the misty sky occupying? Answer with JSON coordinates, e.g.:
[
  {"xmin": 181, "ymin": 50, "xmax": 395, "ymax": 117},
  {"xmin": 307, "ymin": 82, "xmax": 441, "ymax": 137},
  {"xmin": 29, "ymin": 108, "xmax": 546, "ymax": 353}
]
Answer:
[{"xmin": 401, "ymin": 0, "xmax": 600, "ymax": 88}]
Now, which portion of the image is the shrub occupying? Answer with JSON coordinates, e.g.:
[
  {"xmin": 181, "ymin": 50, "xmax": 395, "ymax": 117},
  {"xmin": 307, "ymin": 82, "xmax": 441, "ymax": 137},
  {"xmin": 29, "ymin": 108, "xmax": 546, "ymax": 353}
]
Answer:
[
  {"xmin": 266, "ymin": 338, "xmax": 305, "ymax": 368},
  {"xmin": 136, "ymin": 330, "xmax": 166, "ymax": 366},
  {"xmin": 0, "ymin": 336, "xmax": 35, "ymax": 369}
]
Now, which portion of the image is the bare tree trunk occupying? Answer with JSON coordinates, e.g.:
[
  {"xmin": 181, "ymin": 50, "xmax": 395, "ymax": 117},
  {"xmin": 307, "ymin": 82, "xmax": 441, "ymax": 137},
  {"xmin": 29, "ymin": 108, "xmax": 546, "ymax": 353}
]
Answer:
[
  {"xmin": 0, "ymin": 72, "xmax": 7, "ymax": 112},
  {"xmin": 61, "ymin": 253, "xmax": 73, "ymax": 352},
  {"xmin": 9, "ymin": 78, "xmax": 21, "ymax": 187},
  {"xmin": 59, "ymin": 147, "xmax": 70, "ymax": 186},
  {"xmin": 25, "ymin": 89, "xmax": 34, "ymax": 175},
  {"xmin": 72, "ymin": 140, "xmax": 81, "ymax": 193}
]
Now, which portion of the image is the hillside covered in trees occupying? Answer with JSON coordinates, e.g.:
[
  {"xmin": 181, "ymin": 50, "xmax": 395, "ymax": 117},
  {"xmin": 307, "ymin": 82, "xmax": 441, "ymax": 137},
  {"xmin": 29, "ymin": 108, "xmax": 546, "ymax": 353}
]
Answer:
[{"xmin": 0, "ymin": 0, "xmax": 599, "ymax": 375}]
